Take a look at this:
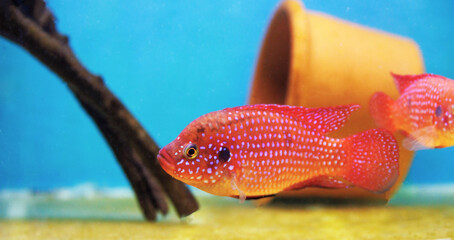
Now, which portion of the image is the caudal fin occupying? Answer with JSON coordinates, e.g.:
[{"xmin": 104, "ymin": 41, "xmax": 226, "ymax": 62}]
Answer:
[
  {"xmin": 369, "ymin": 92, "xmax": 397, "ymax": 132},
  {"xmin": 342, "ymin": 129, "xmax": 399, "ymax": 193}
]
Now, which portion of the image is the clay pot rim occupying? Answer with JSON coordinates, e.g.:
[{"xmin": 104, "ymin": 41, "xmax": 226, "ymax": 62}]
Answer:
[
  {"xmin": 250, "ymin": 0, "xmax": 311, "ymax": 105},
  {"xmin": 279, "ymin": 0, "xmax": 311, "ymax": 104}
]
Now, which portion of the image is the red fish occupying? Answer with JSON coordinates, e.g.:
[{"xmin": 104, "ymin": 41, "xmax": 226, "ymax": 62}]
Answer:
[
  {"xmin": 370, "ymin": 73, "xmax": 454, "ymax": 150},
  {"xmin": 158, "ymin": 104, "xmax": 399, "ymax": 200}
]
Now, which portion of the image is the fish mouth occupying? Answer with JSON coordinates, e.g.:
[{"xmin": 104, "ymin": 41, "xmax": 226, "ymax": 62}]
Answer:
[{"xmin": 157, "ymin": 148, "xmax": 176, "ymax": 172}]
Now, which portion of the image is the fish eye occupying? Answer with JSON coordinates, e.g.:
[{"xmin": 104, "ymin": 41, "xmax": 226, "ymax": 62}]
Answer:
[
  {"xmin": 435, "ymin": 105, "xmax": 442, "ymax": 117},
  {"xmin": 218, "ymin": 147, "xmax": 231, "ymax": 162},
  {"xmin": 184, "ymin": 144, "xmax": 198, "ymax": 159}
]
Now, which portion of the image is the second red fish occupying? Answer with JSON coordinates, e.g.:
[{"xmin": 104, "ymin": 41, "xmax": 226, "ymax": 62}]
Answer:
[{"xmin": 158, "ymin": 104, "xmax": 399, "ymax": 200}]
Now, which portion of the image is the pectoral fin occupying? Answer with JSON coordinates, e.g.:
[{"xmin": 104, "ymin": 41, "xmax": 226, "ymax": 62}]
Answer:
[
  {"xmin": 403, "ymin": 126, "xmax": 438, "ymax": 151},
  {"xmin": 230, "ymin": 173, "xmax": 246, "ymax": 203}
]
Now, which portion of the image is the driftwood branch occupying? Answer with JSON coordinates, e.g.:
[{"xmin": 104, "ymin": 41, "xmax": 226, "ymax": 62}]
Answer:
[{"xmin": 0, "ymin": 0, "xmax": 198, "ymax": 220}]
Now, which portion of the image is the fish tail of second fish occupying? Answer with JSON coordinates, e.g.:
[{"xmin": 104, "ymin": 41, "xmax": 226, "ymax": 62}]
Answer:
[
  {"xmin": 341, "ymin": 129, "xmax": 400, "ymax": 193},
  {"xmin": 369, "ymin": 92, "xmax": 397, "ymax": 132}
]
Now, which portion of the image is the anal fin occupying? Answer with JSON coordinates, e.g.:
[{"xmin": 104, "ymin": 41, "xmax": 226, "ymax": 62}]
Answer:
[
  {"xmin": 230, "ymin": 194, "xmax": 277, "ymax": 200},
  {"xmin": 284, "ymin": 176, "xmax": 352, "ymax": 192}
]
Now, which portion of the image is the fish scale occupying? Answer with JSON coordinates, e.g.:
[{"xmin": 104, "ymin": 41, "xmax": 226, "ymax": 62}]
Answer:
[
  {"xmin": 158, "ymin": 104, "xmax": 399, "ymax": 200},
  {"xmin": 217, "ymin": 109, "xmax": 345, "ymax": 196}
]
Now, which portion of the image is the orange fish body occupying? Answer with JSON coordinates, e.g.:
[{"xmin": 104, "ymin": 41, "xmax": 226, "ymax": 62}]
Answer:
[
  {"xmin": 370, "ymin": 73, "xmax": 454, "ymax": 150},
  {"xmin": 158, "ymin": 104, "xmax": 399, "ymax": 200}
]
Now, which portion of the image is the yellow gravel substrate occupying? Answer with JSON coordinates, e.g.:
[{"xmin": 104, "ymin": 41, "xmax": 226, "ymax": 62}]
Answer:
[{"xmin": 1, "ymin": 202, "xmax": 453, "ymax": 240}]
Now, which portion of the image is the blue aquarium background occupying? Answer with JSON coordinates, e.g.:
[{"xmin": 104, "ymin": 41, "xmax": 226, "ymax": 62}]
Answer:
[{"xmin": 1, "ymin": 0, "xmax": 453, "ymax": 192}]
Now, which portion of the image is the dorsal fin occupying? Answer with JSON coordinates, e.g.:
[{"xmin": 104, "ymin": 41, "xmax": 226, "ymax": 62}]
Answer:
[
  {"xmin": 298, "ymin": 105, "xmax": 360, "ymax": 134},
  {"xmin": 391, "ymin": 72, "xmax": 441, "ymax": 94},
  {"xmin": 228, "ymin": 104, "xmax": 360, "ymax": 135}
]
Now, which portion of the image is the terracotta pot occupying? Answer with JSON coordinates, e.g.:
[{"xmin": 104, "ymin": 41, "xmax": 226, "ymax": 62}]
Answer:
[{"xmin": 249, "ymin": 0, "xmax": 424, "ymax": 202}]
